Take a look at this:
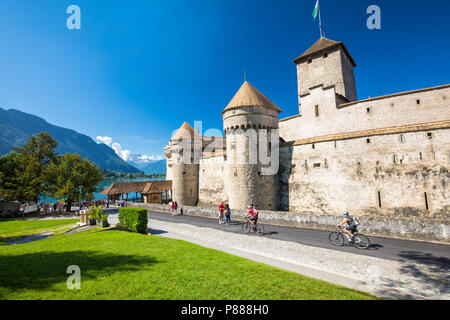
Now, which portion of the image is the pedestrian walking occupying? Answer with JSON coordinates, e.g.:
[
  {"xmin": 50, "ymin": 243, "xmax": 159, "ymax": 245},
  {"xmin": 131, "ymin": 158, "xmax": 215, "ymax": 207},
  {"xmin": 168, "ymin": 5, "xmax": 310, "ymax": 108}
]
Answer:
[
  {"xmin": 171, "ymin": 201, "xmax": 175, "ymax": 216},
  {"xmin": 218, "ymin": 201, "xmax": 225, "ymax": 224},
  {"xmin": 225, "ymin": 203, "xmax": 231, "ymax": 225},
  {"xmin": 174, "ymin": 201, "xmax": 179, "ymax": 214}
]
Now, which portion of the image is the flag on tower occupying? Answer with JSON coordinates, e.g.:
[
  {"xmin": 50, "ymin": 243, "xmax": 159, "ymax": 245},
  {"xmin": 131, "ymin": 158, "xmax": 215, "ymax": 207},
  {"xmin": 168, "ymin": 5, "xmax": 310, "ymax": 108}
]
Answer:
[{"xmin": 313, "ymin": 0, "xmax": 319, "ymax": 20}]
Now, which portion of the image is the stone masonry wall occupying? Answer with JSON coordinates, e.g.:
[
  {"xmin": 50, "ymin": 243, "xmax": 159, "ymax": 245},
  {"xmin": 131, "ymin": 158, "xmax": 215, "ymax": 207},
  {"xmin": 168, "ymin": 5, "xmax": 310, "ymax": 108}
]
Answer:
[
  {"xmin": 280, "ymin": 85, "xmax": 450, "ymax": 143},
  {"xmin": 279, "ymin": 128, "xmax": 450, "ymax": 220}
]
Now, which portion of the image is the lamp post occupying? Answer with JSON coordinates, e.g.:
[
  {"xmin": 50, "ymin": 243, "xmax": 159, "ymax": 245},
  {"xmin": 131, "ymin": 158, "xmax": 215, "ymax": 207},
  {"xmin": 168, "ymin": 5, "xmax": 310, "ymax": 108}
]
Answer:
[{"xmin": 78, "ymin": 186, "xmax": 82, "ymax": 215}]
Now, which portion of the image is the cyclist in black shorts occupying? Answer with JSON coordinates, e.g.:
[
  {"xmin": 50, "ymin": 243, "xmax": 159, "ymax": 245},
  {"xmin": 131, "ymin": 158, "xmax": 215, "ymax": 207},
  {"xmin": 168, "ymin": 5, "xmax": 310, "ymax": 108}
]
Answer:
[
  {"xmin": 337, "ymin": 211, "xmax": 356, "ymax": 242},
  {"xmin": 245, "ymin": 205, "xmax": 258, "ymax": 230}
]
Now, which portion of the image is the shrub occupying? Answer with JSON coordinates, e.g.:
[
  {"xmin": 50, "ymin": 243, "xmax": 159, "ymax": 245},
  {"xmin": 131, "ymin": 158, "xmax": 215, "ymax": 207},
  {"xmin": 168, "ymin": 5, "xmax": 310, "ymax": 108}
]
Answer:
[
  {"xmin": 88, "ymin": 205, "xmax": 103, "ymax": 221},
  {"xmin": 118, "ymin": 208, "xmax": 148, "ymax": 234}
]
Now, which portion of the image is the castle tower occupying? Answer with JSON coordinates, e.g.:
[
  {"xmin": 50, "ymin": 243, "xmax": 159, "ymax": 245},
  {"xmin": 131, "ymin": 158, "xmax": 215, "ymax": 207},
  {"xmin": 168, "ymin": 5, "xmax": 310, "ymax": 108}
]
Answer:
[
  {"xmin": 169, "ymin": 122, "xmax": 201, "ymax": 206},
  {"xmin": 293, "ymin": 37, "xmax": 357, "ymax": 112},
  {"xmin": 222, "ymin": 81, "xmax": 282, "ymax": 210}
]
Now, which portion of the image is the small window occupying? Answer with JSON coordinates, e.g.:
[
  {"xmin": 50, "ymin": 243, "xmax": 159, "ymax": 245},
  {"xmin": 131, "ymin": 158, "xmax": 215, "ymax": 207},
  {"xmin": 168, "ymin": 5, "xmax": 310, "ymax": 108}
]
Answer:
[
  {"xmin": 416, "ymin": 99, "xmax": 421, "ymax": 104},
  {"xmin": 366, "ymin": 138, "xmax": 371, "ymax": 144},
  {"xmin": 399, "ymin": 134, "xmax": 405, "ymax": 143},
  {"xmin": 313, "ymin": 163, "xmax": 321, "ymax": 168},
  {"xmin": 334, "ymin": 141, "xmax": 337, "ymax": 148},
  {"xmin": 312, "ymin": 144, "xmax": 315, "ymax": 149},
  {"xmin": 324, "ymin": 53, "xmax": 328, "ymax": 58},
  {"xmin": 308, "ymin": 58, "xmax": 312, "ymax": 64},
  {"xmin": 419, "ymin": 152, "xmax": 423, "ymax": 160},
  {"xmin": 377, "ymin": 191, "xmax": 382, "ymax": 208},
  {"xmin": 424, "ymin": 192, "xmax": 429, "ymax": 211},
  {"xmin": 315, "ymin": 105, "xmax": 320, "ymax": 117},
  {"xmin": 366, "ymin": 107, "xmax": 371, "ymax": 113},
  {"xmin": 427, "ymin": 132, "xmax": 433, "ymax": 139}
]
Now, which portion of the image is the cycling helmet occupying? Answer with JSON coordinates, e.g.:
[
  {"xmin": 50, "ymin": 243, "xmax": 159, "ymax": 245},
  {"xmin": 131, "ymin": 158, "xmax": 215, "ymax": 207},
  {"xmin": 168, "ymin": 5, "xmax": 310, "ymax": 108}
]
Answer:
[{"xmin": 343, "ymin": 211, "xmax": 350, "ymax": 216}]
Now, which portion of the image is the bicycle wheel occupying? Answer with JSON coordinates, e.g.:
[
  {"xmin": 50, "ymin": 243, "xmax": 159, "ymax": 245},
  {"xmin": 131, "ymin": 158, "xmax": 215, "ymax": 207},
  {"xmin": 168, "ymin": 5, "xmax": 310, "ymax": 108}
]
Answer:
[
  {"xmin": 353, "ymin": 234, "xmax": 370, "ymax": 249},
  {"xmin": 329, "ymin": 232, "xmax": 344, "ymax": 246},
  {"xmin": 255, "ymin": 224, "xmax": 265, "ymax": 236},
  {"xmin": 242, "ymin": 222, "xmax": 251, "ymax": 234}
]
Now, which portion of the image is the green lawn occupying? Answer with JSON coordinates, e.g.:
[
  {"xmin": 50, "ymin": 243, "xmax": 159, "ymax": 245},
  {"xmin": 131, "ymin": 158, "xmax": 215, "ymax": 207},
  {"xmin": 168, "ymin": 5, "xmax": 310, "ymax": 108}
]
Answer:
[
  {"xmin": 0, "ymin": 221, "xmax": 377, "ymax": 300},
  {"xmin": 0, "ymin": 219, "xmax": 79, "ymax": 243}
]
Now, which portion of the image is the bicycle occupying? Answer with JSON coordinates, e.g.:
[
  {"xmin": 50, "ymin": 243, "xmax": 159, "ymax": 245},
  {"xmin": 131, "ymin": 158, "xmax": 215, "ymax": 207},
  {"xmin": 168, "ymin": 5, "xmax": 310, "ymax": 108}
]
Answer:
[
  {"xmin": 242, "ymin": 219, "xmax": 265, "ymax": 236},
  {"xmin": 329, "ymin": 226, "xmax": 370, "ymax": 249}
]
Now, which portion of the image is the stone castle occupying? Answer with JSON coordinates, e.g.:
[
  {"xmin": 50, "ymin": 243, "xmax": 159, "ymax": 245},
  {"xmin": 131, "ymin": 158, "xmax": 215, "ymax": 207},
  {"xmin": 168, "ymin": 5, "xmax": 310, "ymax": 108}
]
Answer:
[{"xmin": 165, "ymin": 37, "xmax": 449, "ymax": 220}]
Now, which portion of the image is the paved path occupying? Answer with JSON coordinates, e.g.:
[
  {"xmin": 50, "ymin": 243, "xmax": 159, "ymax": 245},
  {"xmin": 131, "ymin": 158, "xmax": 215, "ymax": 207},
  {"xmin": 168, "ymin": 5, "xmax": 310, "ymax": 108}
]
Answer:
[
  {"xmin": 105, "ymin": 208, "xmax": 450, "ymax": 270},
  {"xmin": 106, "ymin": 212, "xmax": 449, "ymax": 299}
]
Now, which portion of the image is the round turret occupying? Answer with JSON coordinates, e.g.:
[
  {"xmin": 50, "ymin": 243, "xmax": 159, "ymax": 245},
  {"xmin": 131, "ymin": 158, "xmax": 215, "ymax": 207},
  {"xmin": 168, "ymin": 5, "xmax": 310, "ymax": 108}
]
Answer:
[{"xmin": 222, "ymin": 81, "xmax": 282, "ymax": 210}]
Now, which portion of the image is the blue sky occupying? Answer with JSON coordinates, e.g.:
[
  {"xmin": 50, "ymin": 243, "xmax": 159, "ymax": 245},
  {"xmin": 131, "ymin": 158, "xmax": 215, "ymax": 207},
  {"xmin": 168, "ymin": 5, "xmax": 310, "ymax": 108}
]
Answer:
[{"xmin": 0, "ymin": 0, "xmax": 449, "ymax": 161}]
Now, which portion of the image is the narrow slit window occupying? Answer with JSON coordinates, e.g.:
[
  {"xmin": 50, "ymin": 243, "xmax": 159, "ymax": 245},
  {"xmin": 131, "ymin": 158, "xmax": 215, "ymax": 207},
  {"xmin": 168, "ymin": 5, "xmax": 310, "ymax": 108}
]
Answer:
[
  {"xmin": 399, "ymin": 134, "xmax": 405, "ymax": 143},
  {"xmin": 377, "ymin": 191, "xmax": 382, "ymax": 208},
  {"xmin": 312, "ymin": 144, "xmax": 315, "ymax": 149},
  {"xmin": 424, "ymin": 192, "xmax": 429, "ymax": 211},
  {"xmin": 419, "ymin": 152, "xmax": 423, "ymax": 160},
  {"xmin": 315, "ymin": 105, "xmax": 320, "ymax": 117},
  {"xmin": 366, "ymin": 138, "xmax": 371, "ymax": 144}
]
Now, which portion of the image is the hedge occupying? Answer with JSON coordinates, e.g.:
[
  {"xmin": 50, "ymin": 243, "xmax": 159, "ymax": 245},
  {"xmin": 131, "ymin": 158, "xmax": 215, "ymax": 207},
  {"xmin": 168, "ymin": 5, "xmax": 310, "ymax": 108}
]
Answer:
[{"xmin": 118, "ymin": 208, "xmax": 148, "ymax": 234}]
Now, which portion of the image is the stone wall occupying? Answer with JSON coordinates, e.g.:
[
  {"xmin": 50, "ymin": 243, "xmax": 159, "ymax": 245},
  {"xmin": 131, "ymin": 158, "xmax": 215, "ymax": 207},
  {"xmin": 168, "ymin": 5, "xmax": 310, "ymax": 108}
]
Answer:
[
  {"xmin": 279, "ymin": 128, "xmax": 450, "ymax": 219},
  {"xmin": 198, "ymin": 156, "xmax": 227, "ymax": 207},
  {"xmin": 126, "ymin": 202, "xmax": 449, "ymax": 242},
  {"xmin": 280, "ymin": 84, "xmax": 450, "ymax": 142}
]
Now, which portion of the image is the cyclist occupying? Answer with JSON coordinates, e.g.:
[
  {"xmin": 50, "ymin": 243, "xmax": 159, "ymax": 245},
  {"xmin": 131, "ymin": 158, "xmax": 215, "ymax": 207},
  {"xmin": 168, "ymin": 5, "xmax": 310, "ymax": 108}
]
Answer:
[
  {"xmin": 245, "ymin": 205, "xmax": 258, "ymax": 230},
  {"xmin": 337, "ymin": 211, "xmax": 357, "ymax": 242}
]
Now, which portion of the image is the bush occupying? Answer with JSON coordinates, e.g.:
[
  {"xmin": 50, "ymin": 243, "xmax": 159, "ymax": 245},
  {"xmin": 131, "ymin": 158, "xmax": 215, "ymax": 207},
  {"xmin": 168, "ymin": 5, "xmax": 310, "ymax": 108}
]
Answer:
[
  {"xmin": 88, "ymin": 205, "xmax": 103, "ymax": 221},
  {"xmin": 118, "ymin": 208, "xmax": 148, "ymax": 234}
]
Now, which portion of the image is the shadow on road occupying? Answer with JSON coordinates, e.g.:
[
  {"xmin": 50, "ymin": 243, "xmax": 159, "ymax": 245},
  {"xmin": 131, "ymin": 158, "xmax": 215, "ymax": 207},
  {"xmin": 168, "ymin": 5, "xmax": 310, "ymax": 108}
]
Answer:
[
  {"xmin": 395, "ymin": 251, "xmax": 450, "ymax": 298},
  {"xmin": 147, "ymin": 228, "xmax": 168, "ymax": 235}
]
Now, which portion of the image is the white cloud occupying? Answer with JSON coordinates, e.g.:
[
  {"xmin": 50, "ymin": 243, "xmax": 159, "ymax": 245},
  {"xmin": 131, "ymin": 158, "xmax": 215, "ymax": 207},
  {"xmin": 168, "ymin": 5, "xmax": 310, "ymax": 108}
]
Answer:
[
  {"xmin": 95, "ymin": 136, "xmax": 163, "ymax": 163},
  {"xmin": 111, "ymin": 142, "xmax": 132, "ymax": 162},
  {"xmin": 95, "ymin": 136, "xmax": 113, "ymax": 147}
]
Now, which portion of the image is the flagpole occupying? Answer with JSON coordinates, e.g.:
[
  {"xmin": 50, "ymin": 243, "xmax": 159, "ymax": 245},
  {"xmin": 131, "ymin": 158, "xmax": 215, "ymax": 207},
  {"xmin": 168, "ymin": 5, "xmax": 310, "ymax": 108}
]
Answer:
[{"xmin": 318, "ymin": 0, "xmax": 323, "ymax": 38}]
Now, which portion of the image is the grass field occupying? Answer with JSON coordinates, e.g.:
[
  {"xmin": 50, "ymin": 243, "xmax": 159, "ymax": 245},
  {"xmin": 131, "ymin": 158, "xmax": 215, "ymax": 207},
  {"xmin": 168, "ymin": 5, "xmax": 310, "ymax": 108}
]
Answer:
[
  {"xmin": 0, "ymin": 219, "xmax": 79, "ymax": 243},
  {"xmin": 0, "ymin": 220, "xmax": 376, "ymax": 300}
]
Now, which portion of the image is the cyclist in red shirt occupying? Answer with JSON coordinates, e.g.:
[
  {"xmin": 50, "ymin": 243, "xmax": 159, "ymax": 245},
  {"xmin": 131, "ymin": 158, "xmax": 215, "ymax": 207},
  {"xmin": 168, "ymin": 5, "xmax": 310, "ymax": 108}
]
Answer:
[{"xmin": 245, "ymin": 205, "xmax": 258, "ymax": 230}]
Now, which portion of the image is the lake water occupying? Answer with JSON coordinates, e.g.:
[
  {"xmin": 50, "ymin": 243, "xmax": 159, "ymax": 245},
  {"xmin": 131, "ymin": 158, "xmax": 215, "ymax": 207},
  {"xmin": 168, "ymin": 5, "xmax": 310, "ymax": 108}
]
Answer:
[{"xmin": 41, "ymin": 177, "xmax": 165, "ymax": 203}]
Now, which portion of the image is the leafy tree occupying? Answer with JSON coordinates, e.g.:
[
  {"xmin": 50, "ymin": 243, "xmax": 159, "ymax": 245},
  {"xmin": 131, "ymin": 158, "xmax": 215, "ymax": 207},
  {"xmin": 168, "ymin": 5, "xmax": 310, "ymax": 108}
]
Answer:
[
  {"xmin": 50, "ymin": 153, "xmax": 103, "ymax": 212},
  {"xmin": 0, "ymin": 153, "xmax": 25, "ymax": 202},
  {"xmin": 13, "ymin": 132, "xmax": 59, "ymax": 203}
]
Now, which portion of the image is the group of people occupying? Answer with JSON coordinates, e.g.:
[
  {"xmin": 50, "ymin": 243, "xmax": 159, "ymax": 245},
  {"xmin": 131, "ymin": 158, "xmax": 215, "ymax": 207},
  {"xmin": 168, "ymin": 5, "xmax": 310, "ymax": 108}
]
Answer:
[
  {"xmin": 218, "ymin": 202, "xmax": 259, "ymax": 229},
  {"xmin": 80, "ymin": 199, "xmax": 110, "ymax": 210},
  {"xmin": 170, "ymin": 201, "xmax": 183, "ymax": 216}
]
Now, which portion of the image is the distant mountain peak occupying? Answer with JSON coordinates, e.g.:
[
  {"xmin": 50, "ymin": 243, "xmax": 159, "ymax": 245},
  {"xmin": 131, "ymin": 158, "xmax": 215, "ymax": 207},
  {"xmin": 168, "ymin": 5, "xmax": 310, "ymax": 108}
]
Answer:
[{"xmin": 0, "ymin": 107, "xmax": 141, "ymax": 173}]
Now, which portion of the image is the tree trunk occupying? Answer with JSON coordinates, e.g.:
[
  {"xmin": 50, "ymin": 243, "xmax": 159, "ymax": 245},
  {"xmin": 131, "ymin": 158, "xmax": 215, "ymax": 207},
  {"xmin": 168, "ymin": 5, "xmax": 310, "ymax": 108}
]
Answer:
[{"xmin": 66, "ymin": 198, "xmax": 72, "ymax": 213}]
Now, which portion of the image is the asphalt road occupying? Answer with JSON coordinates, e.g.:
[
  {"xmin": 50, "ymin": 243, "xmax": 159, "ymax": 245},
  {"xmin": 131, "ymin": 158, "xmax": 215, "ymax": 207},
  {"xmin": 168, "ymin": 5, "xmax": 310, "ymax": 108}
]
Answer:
[{"xmin": 105, "ymin": 208, "xmax": 450, "ymax": 270}]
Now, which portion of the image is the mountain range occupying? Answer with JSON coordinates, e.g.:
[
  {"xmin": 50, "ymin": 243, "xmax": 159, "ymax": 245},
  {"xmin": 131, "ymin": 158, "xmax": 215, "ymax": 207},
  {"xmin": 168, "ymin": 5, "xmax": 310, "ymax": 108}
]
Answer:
[
  {"xmin": 128, "ymin": 158, "xmax": 166, "ymax": 175},
  {"xmin": 0, "ymin": 107, "xmax": 140, "ymax": 173}
]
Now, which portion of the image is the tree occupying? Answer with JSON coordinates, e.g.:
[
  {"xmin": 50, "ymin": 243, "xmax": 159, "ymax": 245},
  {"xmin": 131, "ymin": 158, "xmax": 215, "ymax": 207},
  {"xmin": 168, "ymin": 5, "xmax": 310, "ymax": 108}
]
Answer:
[
  {"xmin": 13, "ymin": 132, "xmax": 59, "ymax": 203},
  {"xmin": 50, "ymin": 153, "xmax": 103, "ymax": 212},
  {"xmin": 0, "ymin": 153, "xmax": 25, "ymax": 202}
]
